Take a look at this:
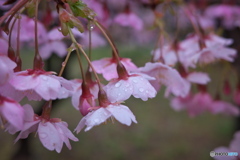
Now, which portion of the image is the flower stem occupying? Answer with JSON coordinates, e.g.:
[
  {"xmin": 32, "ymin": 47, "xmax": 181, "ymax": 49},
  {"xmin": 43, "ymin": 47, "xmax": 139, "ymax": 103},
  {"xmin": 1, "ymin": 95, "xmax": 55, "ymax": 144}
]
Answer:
[
  {"xmin": 41, "ymin": 101, "xmax": 52, "ymax": 121},
  {"xmin": 68, "ymin": 27, "xmax": 85, "ymax": 82},
  {"xmin": 94, "ymin": 20, "xmax": 121, "ymax": 63},
  {"xmin": 58, "ymin": 50, "xmax": 71, "ymax": 77},
  {"xmin": 15, "ymin": 14, "xmax": 22, "ymax": 71},
  {"xmin": 68, "ymin": 27, "xmax": 103, "ymax": 90}
]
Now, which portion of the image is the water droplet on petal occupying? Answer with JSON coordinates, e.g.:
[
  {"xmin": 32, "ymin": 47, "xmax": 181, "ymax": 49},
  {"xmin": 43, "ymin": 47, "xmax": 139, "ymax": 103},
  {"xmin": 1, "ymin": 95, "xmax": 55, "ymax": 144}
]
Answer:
[
  {"xmin": 94, "ymin": 118, "xmax": 100, "ymax": 123},
  {"xmin": 125, "ymin": 83, "xmax": 130, "ymax": 87},
  {"xmin": 139, "ymin": 88, "xmax": 144, "ymax": 92},
  {"xmin": 115, "ymin": 82, "xmax": 121, "ymax": 88},
  {"xmin": 146, "ymin": 90, "xmax": 149, "ymax": 93},
  {"xmin": 133, "ymin": 79, "xmax": 138, "ymax": 83},
  {"xmin": 124, "ymin": 89, "xmax": 128, "ymax": 92},
  {"xmin": 39, "ymin": 133, "xmax": 47, "ymax": 139},
  {"xmin": 42, "ymin": 76, "xmax": 48, "ymax": 81}
]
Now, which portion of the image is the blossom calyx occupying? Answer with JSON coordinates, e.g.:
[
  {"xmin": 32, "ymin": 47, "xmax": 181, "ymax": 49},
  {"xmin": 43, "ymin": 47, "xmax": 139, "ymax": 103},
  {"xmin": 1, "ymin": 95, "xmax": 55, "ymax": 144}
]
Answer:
[
  {"xmin": 59, "ymin": 8, "xmax": 84, "ymax": 36},
  {"xmin": 117, "ymin": 62, "xmax": 129, "ymax": 80}
]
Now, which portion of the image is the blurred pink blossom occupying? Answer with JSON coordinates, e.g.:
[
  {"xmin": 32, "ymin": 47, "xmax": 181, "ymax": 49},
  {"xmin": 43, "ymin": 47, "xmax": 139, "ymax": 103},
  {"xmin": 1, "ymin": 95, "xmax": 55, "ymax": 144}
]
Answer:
[
  {"xmin": 91, "ymin": 57, "xmax": 137, "ymax": 81},
  {"xmin": 114, "ymin": 12, "xmax": 143, "ymax": 31},
  {"xmin": 0, "ymin": 54, "xmax": 16, "ymax": 85},
  {"xmin": 213, "ymin": 131, "xmax": 240, "ymax": 160},
  {"xmin": 139, "ymin": 62, "xmax": 189, "ymax": 97}
]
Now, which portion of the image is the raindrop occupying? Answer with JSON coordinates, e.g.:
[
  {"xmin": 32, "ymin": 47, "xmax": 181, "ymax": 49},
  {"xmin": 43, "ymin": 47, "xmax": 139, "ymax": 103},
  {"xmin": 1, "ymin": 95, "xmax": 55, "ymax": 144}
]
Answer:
[
  {"xmin": 125, "ymin": 83, "xmax": 130, "ymax": 87},
  {"xmin": 42, "ymin": 76, "xmax": 48, "ymax": 81},
  {"xmin": 88, "ymin": 23, "xmax": 94, "ymax": 30},
  {"xmin": 94, "ymin": 118, "xmax": 100, "ymax": 123},
  {"xmin": 139, "ymin": 88, "xmax": 144, "ymax": 92},
  {"xmin": 133, "ymin": 79, "xmax": 138, "ymax": 83},
  {"xmin": 115, "ymin": 82, "xmax": 121, "ymax": 88},
  {"xmin": 146, "ymin": 90, "xmax": 149, "ymax": 93},
  {"xmin": 39, "ymin": 133, "xmax": 47, "ymax": 139}
]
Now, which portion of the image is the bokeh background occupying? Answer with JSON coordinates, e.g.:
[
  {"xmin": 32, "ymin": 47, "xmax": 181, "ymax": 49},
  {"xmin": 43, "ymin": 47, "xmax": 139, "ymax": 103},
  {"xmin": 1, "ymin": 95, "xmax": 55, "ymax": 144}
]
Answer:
[{"xmin": 0, "ymin": 46, "xmax": 237, "ymax": 160}]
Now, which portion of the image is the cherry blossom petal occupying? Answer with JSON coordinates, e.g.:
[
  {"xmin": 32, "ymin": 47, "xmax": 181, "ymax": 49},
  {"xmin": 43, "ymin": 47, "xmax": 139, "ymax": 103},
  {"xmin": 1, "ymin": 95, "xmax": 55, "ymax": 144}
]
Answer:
[
  {"xmin": 208, "ymin": 101, "xmax": 240, "ymax": 116},
  {"xmin": 1, "ymin": 99, "xmax": 24, "ymax": 130},
  {"xmin": 106, "ymin": 104, "xmax": 137, "ymax": 126},
  {"xmin": 54, "ymin": 122, "xmax": 78, "ymax": 150},
  {"xmin": 114, "ymin": 12, "xmax": 143, "ymax": 31},
  {"xmin": 15, "ymin": 121, "xmax": 40, "ymax": 142},
  {"xmin": 35, "ymin": 75, "xmax": 61, "ymax": 100},
  {"xmin": 0, "ymin": 55, "xmax": 16, "ymax": 85},
  {"xmin": 186, "ymin": 72, "xmax": 211, "ymax": 84},
  {"xmin": 104, "ymin": 80, "xmax": 133, "ymax": 103},
  {"xmin": 75, "ymin": 108, "xmax": 111, "ymax": 133},
  {"xmin": 130, "ymin": 76, "xmax": 157, "ymax": 101},
  {"xmin": 38, "ymin": 122, "xmax": 63, "ymax": 153}
]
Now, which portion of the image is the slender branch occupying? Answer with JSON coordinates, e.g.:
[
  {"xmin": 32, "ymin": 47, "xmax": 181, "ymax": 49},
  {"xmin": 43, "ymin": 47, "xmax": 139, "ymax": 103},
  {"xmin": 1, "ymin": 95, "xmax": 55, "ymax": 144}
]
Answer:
[
  {"xmin": 94, "ymin": 20, "xmax": 121, "ymax": 63},
  {"xmin": 78, "ymin": 45, "xmax": 103, "ymax": 90},
  {"xmin": 16, "ymin": 15, "xmax": 21, "ymax": 57},
  {"xmin": 58, "ymin": 50, "xmax": 72, "ymax": 77},
  {"xmin": 68, "ymin": 27, "xmax": 86, "ymax": 81},
  {"xmin": 34, "ymin": 0, "xmax": 40, "ymax": 56},
  {"xmin": 68, "ymin": 28, "xmax": 103, "ymax": 90},
  {"xmin": 0, "ymin": 0, "xmax": 28, "ymax": 27},
  {"xmin": 8, "ymin": 17, "xmax": 17, "ymax": 48},
  {"xmin": 88, "ymin": 20, "xmax": 93, "ymax": 61}
]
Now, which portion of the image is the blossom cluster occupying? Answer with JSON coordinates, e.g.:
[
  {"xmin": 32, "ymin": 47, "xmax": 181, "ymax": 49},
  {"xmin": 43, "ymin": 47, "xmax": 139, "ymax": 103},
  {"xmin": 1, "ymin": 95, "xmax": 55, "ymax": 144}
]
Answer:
[{"xmin": 0, "ymin": 0, "xmax": 240, "ymax": 153}]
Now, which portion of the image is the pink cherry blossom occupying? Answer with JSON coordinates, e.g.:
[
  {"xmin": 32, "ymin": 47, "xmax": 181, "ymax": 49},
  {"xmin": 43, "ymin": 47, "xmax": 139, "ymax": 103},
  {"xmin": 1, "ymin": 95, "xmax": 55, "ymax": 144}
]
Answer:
[
  {"xmin": 9, "ymin": 69, "xmax": 73, "ymax": 101},
  {"xmin": 75, "ymin": 104, "xmax": 137, "ymax": 132},
  {"xmin": 171, "ymin": 92, "xmax": 239, "ymax": 117},
  {"xmin": 0, "ymin": 95, "xmax": 24, "ymax": 131},
  {"xmin": 171, "ymin": 92, "xmax": 213, "ymax": 117},
  {"xmin": 71, "ymin": 79, "xmax": 99, "ymax": 110},
  {"xmin": 185, "ymin": 72, "xmax": 210, "ymax": 85},
  {"xmin": 2, "ymin": 15, "xmax": 47, "ymax": 49},
  {"xmin": 15, "ymin": 105, "xmax": 78, "ymax": 153},
  {"xmin": 192, "ymin": 45, "xmax": 236, "ymax": 65},
  {"xmin": 91, "ymin": 57, "xmax": 137, "ymax": 81},
  {"xmin": 151, "ymin": 46, "xmax": 178, "ymax": 66},
  {"xmin": 83, "ymin": 0, "xmax": 111, "ymax": 26},
  {"xmin": 205, "ymin": 4, "xmax": 240, "ymax": 29},
  {"xmin": 139, "ymin": 62, "xmax": 189, "ymax": 97},
  {"xmin": 0, "ymin": 82, "xmax": 26, "ymax": 102},
  {"xmin": 104, "ymin": 72, "xmax": 156, "ymax": 102},
  {"xmin": 39, "ymin": 28, "xmax": 67, "ymax": 59},
  {"xmin": 114, "ymin": 12, "xmax": 143, "ymax": 31},
  {"xmin": 0, "ymin": 54, "xmax": 16, "ymax": 85},
  {"xmin": 80, "ymin": 31, "xmax": 107, "ymax": 48},
  {"xmin": 178, "ymin": 33, "xmax": 236, "ymax": 68},
  {"xmin": 213, "ymin": 131, "xmax": 240, "ymax": 160},
  {"xmin": 208, "ymin": 101, "xmax": 239, "ymax": 116}
]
